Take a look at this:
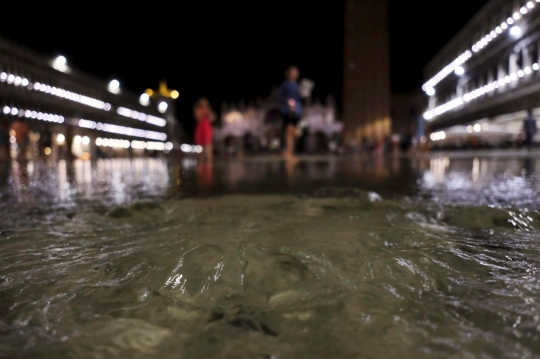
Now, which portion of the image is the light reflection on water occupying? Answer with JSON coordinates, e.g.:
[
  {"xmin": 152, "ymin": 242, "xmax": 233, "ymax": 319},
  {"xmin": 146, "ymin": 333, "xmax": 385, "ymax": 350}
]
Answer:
[{"xmin": 0, "ymin": 156, "xmax": 540, "ymax": 358}]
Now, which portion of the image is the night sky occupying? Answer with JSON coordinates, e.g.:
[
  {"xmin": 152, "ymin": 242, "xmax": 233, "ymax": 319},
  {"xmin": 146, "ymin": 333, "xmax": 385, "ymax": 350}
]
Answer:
[{"xmin": 1, "ymin": 0, "xmax": 488, "ymax": 133}]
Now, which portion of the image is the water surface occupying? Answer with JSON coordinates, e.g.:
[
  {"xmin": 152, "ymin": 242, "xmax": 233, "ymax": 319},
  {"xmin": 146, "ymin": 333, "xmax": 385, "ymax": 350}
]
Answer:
[{"xmin": 1, "ymin": 156, "xmax": 540, "ymax": 358}]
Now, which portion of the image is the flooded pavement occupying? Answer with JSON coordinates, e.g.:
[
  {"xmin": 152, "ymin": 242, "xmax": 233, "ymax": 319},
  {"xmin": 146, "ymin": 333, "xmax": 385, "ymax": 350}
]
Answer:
[{"xmin": 1, "ymin": 155, "xmax": 540, "ymax": 358}]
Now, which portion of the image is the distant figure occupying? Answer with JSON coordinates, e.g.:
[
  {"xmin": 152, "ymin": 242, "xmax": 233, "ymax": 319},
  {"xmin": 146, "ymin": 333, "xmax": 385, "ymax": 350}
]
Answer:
[
  {"xmin": 11, "ymin": 119, "xmax": 29, "ymax": 160},
  {"xmin": 523, "ymin": 109, "xmax": 538, "ymax": 150},
  {"xmin": 0, "ymin": 121, "xmax": 9, "ymax": 162},
  {"xmin": 278, "ymin": 66, "xmax": 302, "ymax": 161},
  {"xmin": 194, "ymin": 98, "xmax": 216, "ymax": 162},
  {"xmin": 38, "ymin": 125, "xmax": 52, "ymax": 158},
  {"xmin": 400, "ymin": 131, "xmax": 413, "ymax": 153},
  {"xmin": 414, "ymin": 111, "xmax": 426, "ymax": 151}
]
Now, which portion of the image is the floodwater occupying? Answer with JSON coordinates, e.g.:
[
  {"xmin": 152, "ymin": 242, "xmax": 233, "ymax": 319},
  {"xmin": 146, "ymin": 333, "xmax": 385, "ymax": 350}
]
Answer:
[{"xmin": 1, "ymin": 155, "xmax": 540, "ymax": 358}]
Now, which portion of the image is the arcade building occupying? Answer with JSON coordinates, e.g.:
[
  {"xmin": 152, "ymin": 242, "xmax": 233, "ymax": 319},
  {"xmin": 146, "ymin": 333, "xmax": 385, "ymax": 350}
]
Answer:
[
  {"xmin": 0, "ymin": 35, "xmax": 180, "ymax": 161},
  {"xmin": 423, "ymin": 0, "xmax": 540, "ymax": 149}
]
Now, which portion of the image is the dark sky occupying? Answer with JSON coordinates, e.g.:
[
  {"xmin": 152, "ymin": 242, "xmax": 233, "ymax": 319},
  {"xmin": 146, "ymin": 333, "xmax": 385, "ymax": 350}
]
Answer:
[{"xmin": 1, "ymin": 1, "xmax": 487, "ymax": 132}]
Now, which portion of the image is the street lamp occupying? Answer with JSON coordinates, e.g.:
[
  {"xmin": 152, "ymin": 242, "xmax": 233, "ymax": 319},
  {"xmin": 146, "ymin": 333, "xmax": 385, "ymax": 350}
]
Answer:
[
  {"xmin": 139, "ymin": 93, "xmax": 150, "ymax": 106},
  {"xmin": 158, "ymin": 101, "xmax": 168, "ymax": 113},
  {"xmin": 52, "ymin": 56, "xmax": 69, "ymax": 73},
  {"xmin": 108, "ymin": 80, "xmax": 120, "ymax": 94},
  {"xmin": 510, "ymin": 26, "xmax": 522, "ymax": 37}
]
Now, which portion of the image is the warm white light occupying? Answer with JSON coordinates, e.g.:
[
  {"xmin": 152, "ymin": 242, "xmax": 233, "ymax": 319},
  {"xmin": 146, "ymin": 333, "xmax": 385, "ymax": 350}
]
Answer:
[
  {"xmin": 454, "ymin": 66, "xmax": 465, "ymax": 76},
  {"xmin": 108, "ymin": 80, "xmax": 120, "ymax": 94},
  {"xmin": 78, "ymin": 118, "xmax": 167, "ymax": 141},
  {"xmin": 430, "ymin": 131, "xmax": 446, "ymax": 141},
  {"xmin": 57, "ymin": 134, "xmax": 65, "ymax": 143},
  {"xmin": 117, "ymin": 106, "xmax": 166, "ymax": 127},
  {"xmin": 525, "ymin": 67, "xmax": 532, "ymax": 74},
  {"xmin": 521, "ymin": 6, "xmax": 528, "ymax": 14},
  {"xmin": 513, "ymin": 12, "xmax": 521, "ymax": 20},
  {"xmin": 165, "ymin": 142, "xmax": 174, "ymax": 151},
  {"xmin": 426, "ymin": 87, "xmax": 436, "ymax": 96},
  {"xmin": 473, "ymin": 124, "xmax": 481, "ymax": 132},
  {"xmin": 74, "ymin": 135, "xmax": 82, "ymax": 144},
  {"xmin": 96, "ymin": 138, "xmax": 103, "ymax": 146},
  {"xmin": 510, "ymin": 26, "xmax": 522, "ymax": 37},
  {"xmin": 194, "ymin": 145, "xmax": 203, "ymax": 153},
  {"xmin": 482, "ymin": 123, "xmax": 489, "ymax": 130},
  {"xmin": 82, "ymin": 136, "xmax": 90, "ymax": 145},
  {"xmin": 56, "ymin": 56, "xmax": 66, "ymax": 66},
  {"xmin": 507, "ymin": 17, "xmax": 514, "ymax": 25},
  {"xmin": 158, "ymin": 101, "xmax": 168, "ymax": 113},
  {"xmin": 467, "ymin": 125, "xmax": 473, "ymax": 133},
  {"xmin": 139, "ymin": 93, "xmax": 150, "ymax": 106},
  {"xmin": 52, "ymin": 56, "xmax": 69, "ymax": 73},
  {"xmin": 496, "ymin": 26, "xmax": 502, "ymax": 34},
  {"xmin": 528, "ymin": 1, "xmax": 535, "ymax": 8},
  {"xmin": 501, "ymin": 22, "xmax": 508, "ymax": 30},
  {"xmin": 505, "ymin": 76, "xmax": 511, "ymax": 83},
  {"xmin": 518, "ymin": 70, "xmax": 525, "ymax": 77}
]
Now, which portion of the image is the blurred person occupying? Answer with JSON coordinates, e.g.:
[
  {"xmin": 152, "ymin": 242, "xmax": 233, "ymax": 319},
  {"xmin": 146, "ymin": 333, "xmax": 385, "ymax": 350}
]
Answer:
[
  {"xmin": 194, "ymin": 98, "xmax": 216, "ymax": 163},
  {"xmin": 38, "ymin": 125, "xmax": 52, "ymax": 159},
  {"xmin": 65, "ymin": 126, "xmax": 75, "ymax": 160},
  {"xmin": 0, "ymin": 121, "xmax": 9, "ymax": 162},
  {"xmin": 523, "ymin": 109, "xmax": 538, "ymax": 150},
  {"xmin": 400, "ymin": 130, "xmax": 413, "ymax": 153},
  {"xmin": 278, "ymin": 66, "xmax": 302, "ymax": 161},
  {"xmin": 11, "ymin": 118, "xmax": 29, "ymax": 160}
]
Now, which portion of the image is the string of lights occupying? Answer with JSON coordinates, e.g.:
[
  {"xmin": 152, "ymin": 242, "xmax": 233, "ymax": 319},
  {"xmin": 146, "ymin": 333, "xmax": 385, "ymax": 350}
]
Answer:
[
  {"xmin": 422, "ymin": 0, "xmax": 539, "ymax": 94},
  {"xmin": 0, "ymin": 71, "xmax": 111, "ymax": 111},
  {"xmin": 78, "ymin": 119, "xmax": 167, "ymax": 141},
  {"xmin": 1, "ymin": 105, "xmax": 167, "ymax": 141},
  {"xmin": 2, "ymin": 105, "xmax": 65, "ymax": 123},
  {"xmin": 117, "ymin": 107, "xmax": 167, "ymax": 127},
  {"xmin": 423, "ymin": 63, "xmax": 540, "ymax": 120},
  {"xmin": 95, "ymin": 137, "xmax": 173, "ymax": 151}
]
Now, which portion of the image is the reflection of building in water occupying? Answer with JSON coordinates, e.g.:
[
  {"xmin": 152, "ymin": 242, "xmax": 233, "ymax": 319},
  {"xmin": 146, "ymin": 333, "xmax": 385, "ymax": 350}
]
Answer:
[
  {"xmin": 214, "ymin": 93, "xmax": 342, "ymax": 154},
  {"xmin": 427, "ymin": 157, "xmax": 450, "ymax": 184}
]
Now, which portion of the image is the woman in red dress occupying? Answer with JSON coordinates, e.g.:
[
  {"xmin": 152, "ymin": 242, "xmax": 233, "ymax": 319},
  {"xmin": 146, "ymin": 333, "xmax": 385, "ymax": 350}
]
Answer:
[{"xmin": 193, "ymin": 98, "xmax": 216, "ymax": 163}]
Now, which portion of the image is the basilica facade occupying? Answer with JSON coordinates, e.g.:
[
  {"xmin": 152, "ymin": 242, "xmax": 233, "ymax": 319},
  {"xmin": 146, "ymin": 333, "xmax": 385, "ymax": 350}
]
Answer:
[{"xmin": 214, "ymin": 92, "xmax": 343, "ymax": 155}]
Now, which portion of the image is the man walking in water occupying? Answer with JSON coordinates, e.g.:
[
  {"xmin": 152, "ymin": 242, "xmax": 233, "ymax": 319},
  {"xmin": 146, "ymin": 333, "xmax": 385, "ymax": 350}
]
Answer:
[
  {"xmin": 278, "ymin": 66, "xmax": 302, "ymax": 161},
  {"xmin": 524, "ymin": 109, "xmax": 538, "ymax": 150}
]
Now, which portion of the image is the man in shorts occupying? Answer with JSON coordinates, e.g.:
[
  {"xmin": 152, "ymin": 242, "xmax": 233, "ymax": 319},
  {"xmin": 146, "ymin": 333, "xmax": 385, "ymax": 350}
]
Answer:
[{"xmin": 278, "ymin": 66, "xmax": 302, "ymax": 161}]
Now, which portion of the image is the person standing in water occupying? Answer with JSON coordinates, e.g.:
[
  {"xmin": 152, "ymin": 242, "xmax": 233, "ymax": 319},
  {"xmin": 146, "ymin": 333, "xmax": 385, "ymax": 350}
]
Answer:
[
  {"xmin": 278, "ymin": 66, "xmax": 302, "ymax": 161},
  {"xmin": 523, "ymin": 109, "xmax": 538, "ymax": 150},
  {"xmin": 193, "ymin": 98, "xmax": 216, "ymax": 162}
]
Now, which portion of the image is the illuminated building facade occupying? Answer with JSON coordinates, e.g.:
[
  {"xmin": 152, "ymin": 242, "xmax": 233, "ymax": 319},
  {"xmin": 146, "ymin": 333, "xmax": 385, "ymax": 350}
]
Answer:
[
  {"xmin": 215, "ymin": 94, "xmax": 342, "ymax": 154},
  {"xmin": 0, "ymin": 36, "xmax": 179, "ymax": 159},
  {"xmin": 343, "ymin": 0, "xmax": 391, "ymax": 144},
  {"xmin": 423, "ymin": 0, "xmax": 540, "ymax": 145}
]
